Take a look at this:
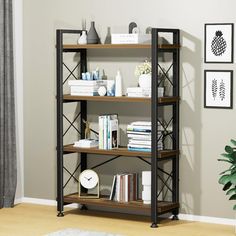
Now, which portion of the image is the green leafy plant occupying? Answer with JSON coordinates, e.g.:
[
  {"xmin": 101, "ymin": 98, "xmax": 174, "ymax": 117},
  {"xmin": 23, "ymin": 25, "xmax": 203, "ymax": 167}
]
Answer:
[{"xmin": 218, "ymin": 139, "xmax": 236, "ymax": 210}]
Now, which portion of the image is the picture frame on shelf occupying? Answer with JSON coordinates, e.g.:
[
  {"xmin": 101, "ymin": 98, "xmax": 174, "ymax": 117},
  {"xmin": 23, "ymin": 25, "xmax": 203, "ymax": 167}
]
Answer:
[
  {"xmin": 204, "ymin": 23, "xmax": 234, "ymax": 63},
  {"xmin": 204, "ymin": 70, "xmax": 233, "ymax": 109}
]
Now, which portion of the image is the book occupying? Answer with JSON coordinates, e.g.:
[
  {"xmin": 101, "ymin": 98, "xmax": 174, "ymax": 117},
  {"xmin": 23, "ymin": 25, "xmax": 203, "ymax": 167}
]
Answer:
[
  {"xmin": 111, "ymin": 34, "xmax": 151, "ymax": 44},
  {"xmin": 98, "ymin": 116, "xmax": 105, "ymax": 149},
  {"xmin": 128, "ymin": 140, "xmax": 151, "ymax": 145},
  {"xmin": 127, "ymin": 134, "xmax": 152, "ymax": 140},
  {"xmin": 109, "ymin": 175, "xmax": 117, "ymax": 200},
  {"xmin": 127, "ymin": 131, "xmax": 152, "ymax": 135},
  {"xmin": 70, "ymin": 86, "xmax": 99, "ymax": 93},
  {"xmin": 128, "ymin": 147, "xmax": 151, "ymax": 152},
  {"xmin": 68, "ymin": 80, "xmax": 107, "ymax": 87},
  {"xmin": 70, "ymin": 91, "xmax": 99, "ymax": 96},
  {"xmin": 99, "ymin": 114, "xmax": 118, "ymax": 150},
  {"xmin": 109, "ymin": 118, "xmax": 118, "ymax": 149},
  {"xmin": 73, "ymin": 139, "xmax": 98, "ymax": 148},
  {"xmin": 127, "ymin": 144, "xmax": 151, "ymax": 149}
]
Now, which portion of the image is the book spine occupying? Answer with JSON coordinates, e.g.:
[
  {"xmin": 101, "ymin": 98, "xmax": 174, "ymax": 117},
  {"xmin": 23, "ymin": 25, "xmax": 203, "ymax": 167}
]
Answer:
[{"xmin": 99, "ymin": 116, "xmax": 104, "ymax": 149}]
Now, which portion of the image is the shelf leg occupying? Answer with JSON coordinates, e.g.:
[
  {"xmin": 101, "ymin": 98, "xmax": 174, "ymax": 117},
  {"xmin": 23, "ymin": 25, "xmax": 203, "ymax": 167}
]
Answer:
[
  {"xmin": 172, "ymin": 214, "xmax": 179, "ymax": 221},
  {"xmin": 57, "ymin": 211, "xmax": 64, "ymax": 217},
  {"xmin": 172, "ymin": 209, "xmax": 179, "ymax": 220},
  {"xmin": 150, "ymin": 222, "xmax": 158, "ymax": 228},
  {"xmin": 80, "ymin": 204, "xmax": 88, "ymax": 211}
]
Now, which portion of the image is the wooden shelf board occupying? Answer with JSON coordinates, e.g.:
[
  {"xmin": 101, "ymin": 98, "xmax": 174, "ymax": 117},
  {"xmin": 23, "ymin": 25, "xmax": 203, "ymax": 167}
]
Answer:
[
  {"xmin": 64, "ymin": 193, "xmax": 179, "ymax": 213},
  {"xmin": 63, "ymin": 94, "xmax": 180, "ymax": 104},
  {"xmin": 63, "ymin": 44, "xmax": 181, "ymax": 50},
  {"xmin": 63, "ymin": 145, "xmax": 179, "ymax": 158}
]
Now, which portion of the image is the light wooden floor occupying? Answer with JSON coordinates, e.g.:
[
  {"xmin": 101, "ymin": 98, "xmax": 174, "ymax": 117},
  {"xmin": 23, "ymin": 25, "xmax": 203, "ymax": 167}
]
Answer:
[{"xmin": 0, "ymin": 203, "xmax": 234, "ymax": 236}]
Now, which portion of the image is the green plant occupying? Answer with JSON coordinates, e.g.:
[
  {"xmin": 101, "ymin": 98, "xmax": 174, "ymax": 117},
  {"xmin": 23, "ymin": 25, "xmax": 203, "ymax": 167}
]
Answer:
[{"xmin": 218, "ymin": 139, "xmax": 236, "ymax": 210}]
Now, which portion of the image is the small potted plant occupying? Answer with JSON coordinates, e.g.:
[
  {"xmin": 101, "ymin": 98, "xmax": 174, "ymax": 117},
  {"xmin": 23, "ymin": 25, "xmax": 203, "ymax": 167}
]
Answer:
[
  {"xmin": 218, "ymin": 139, "xmax": 236, "ymax": 210},
  {"xmin": 135, "ymin": 59, "xmax": 152, "ymax": 88}
]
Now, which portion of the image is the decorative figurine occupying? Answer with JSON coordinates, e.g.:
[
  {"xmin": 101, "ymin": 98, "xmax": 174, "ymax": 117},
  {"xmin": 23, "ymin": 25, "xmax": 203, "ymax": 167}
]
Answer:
[{"xmin": 82, "ymin": 119, "xmax": 91, "ymax": 139}]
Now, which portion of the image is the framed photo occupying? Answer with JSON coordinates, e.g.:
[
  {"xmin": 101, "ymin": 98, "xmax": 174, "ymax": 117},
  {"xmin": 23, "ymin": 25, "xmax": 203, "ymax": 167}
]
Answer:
[
  {"xmin": 204, "ymin": 70, "xmax": 233, "ymax": 109},
  {"xmin": 204, "ymin": 23, "xmax": 234, "ymax": 63}
]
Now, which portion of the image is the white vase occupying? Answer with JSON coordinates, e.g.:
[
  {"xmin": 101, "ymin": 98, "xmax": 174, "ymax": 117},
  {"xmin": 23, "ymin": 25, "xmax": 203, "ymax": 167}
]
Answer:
[
  {"xmin": 138, "ymin": 74, "xmax": 151, "ymax": 88},
  {"xmin": 78, "ymin": 31, "xmax": 87, "ymax": 45}
]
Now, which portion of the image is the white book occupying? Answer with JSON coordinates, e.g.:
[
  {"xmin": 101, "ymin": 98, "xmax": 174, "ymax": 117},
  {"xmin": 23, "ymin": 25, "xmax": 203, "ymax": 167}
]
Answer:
[
  {"xmin": 70, "ymin": 86, "xmax": 98, "ymax": 93},
  {"xmin": 127, "ymin": 125, "xmax": 151, "ymax": 132},
  {"xmin": 129, "ymin": 140, "xmax": 151, "ymax": 145},
  {"xmin": 98, "ymin": 116, "xmax": 105, "ymax": 149},
  {"xmin": 127, "ymin": 131, "xmax": 152, "ymax": 135},
  {"xmin": 127, "ymin": 134, "xmax": 152, "ymax": 140},
  {"xmin": 111, "ymin": 34, "xmax": 151, "ymax": 44},
  {"xmin": 109, "ymin": 119, "xmax": 119, "ymax": 149},
  {"xmin": 116, "ymin": 175, "xmax": 121, "ymax": 202},
  {"xmin": 73, "ymin": 139, "xmax": 98, "ymax": 148},
  {"xmin": 127, "ymin": 93, "xmax": 151, "ymax": 98},
  {"xmin": 70, "ymin": 91, "xmax": 99, "ymax": 96},
  {"xmin": 130, "ymin": 121, "xmax": 151, "ymax": 126},
  {"xmin": 68, "ymin": 80, "xmax": 107, "ymax": 87},
  {"xmin": 126, "ymin": 87, "xmax": 151, "ymax": 93}
]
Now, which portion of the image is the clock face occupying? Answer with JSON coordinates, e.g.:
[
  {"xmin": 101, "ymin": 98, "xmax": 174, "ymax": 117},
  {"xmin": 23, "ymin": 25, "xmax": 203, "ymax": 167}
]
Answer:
[{"xmin": 79, "ymin": 170, "xmax": 99, "ymax": 189}]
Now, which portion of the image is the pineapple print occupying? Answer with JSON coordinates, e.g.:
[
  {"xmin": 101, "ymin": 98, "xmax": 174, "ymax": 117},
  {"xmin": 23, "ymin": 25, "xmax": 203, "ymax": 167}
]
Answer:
[{"xmin": 211, "ymin": 31, "xmax": 227, "ymax": 56}]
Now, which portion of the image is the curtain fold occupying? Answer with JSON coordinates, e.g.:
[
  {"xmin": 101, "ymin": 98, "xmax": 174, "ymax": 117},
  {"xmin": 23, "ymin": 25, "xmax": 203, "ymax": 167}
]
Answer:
[{"xmin": 0, "ymin": 0, "xmax": 17, "ymax": 208}]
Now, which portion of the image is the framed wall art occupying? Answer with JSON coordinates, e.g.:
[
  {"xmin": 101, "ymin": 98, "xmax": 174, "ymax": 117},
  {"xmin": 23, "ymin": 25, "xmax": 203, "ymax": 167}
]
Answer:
[
  {"xmin": 204, "ymin": 23, "xmax": 234, "ymax": 63},
  {"xmin": 204, "ymin": 70, "xmax": 233, "ymax": 109}
]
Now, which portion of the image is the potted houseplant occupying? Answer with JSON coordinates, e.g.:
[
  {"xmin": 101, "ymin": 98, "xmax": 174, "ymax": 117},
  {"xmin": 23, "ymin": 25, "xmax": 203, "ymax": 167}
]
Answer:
[
  {"xmin": 218, "ymin": 139, "xmax": 236, "ymax": 210},
  {"xmin": 135, "ymin": 60, "xmax": 152, "ymax": 88}
]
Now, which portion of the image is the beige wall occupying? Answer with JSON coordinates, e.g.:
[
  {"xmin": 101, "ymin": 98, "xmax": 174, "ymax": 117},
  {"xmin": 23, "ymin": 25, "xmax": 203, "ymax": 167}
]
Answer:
[{"xmin": 23, "ymin": 0, "xmax": 236, "ymax": 218}]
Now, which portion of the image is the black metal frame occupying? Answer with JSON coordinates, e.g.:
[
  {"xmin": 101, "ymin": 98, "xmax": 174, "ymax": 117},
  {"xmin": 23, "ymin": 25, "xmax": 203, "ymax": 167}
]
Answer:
[
  {"xmin": 151, "ymin": 28, "xmax": 180, "ymax": 227},
  {"xmin": 56, "ymin": 28, "xmax": 180, "ymax": 226},
  {"xmin": 56, "ymin": 29, "xmax": 84, "ymax": 216}
]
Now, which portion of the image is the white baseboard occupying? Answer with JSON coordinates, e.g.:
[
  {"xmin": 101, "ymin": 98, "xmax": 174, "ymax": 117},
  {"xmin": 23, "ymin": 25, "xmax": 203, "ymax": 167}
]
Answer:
[
  {"xmin": 19, "ymin": 197, "xmax": 235, "ymax": 226},
  {"xmin": 21, "ymin": 197, "xmax": 79, "ymax": 208},
  {"xmin": 178, "ymin": 213, "xmax": 235, "ymax": 226}
]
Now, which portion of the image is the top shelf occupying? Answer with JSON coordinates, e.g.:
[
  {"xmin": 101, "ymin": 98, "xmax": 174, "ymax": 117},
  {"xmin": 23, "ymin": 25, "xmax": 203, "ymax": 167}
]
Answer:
[{"xmin": 63, "ymin": 44, "xmax": 181, "ymax": 50}]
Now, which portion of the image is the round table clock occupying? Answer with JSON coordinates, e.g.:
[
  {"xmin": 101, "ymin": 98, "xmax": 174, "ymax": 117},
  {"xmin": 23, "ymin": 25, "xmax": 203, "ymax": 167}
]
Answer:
[{"xmin": 78, "ymin": 169, "xmax": 99, "ymax": 198}]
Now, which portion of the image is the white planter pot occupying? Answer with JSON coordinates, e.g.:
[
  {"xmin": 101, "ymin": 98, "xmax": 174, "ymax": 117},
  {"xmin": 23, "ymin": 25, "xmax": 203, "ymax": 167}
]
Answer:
[{"xmin": 138, "ymin": 74, "xmax": 151, "ymax": 88}]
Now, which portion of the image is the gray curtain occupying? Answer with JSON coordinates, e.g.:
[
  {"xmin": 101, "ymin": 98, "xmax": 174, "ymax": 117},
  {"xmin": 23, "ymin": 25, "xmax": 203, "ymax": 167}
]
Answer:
[{"xmin": 0, "ymin": 0, "xmax": 17, "ymax": 208}]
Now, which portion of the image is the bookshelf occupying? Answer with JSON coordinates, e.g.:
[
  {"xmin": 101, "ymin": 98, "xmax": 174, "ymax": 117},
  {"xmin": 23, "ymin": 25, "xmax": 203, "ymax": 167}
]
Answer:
[{"xmin": 56, "ymin": 28, "xmax": 180, "ymax": 228}]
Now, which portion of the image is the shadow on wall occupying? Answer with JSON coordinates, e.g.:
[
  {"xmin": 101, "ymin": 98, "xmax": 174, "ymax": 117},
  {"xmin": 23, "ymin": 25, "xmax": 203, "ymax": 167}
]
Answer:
[{"xmin": 180, "ymin": 30, "xmax": 202, "ymax": 215}]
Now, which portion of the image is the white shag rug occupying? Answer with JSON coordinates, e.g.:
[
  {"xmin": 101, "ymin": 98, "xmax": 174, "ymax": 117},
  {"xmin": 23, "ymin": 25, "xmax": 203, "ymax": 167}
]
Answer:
[{"xmin": 45, "ymin": 228, "xmax": 123, "ymax": 236}]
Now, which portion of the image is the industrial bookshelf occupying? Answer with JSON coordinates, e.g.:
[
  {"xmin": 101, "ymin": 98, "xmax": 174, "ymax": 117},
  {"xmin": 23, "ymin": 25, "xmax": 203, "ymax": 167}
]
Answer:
[{"xmin": 56, "ymin": 28, "xmax": 180, "ymax": 228}]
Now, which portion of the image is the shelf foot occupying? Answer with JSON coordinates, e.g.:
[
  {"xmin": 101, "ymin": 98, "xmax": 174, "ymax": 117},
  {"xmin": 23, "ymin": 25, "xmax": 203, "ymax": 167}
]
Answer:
[
  {"xmin": 80, "ymin": 204, "xmax": 88, "ymax": 211},
  {"xmin": 57, "ymin": 212, "xmax": 64, "ymax": 217},
  {"xmin": 172, "ymin": 215, "xmax": 179, "ymax": 220},
  {"xmin": 150, "ymin": 223, "xmax": 158, "ymax": 228}
]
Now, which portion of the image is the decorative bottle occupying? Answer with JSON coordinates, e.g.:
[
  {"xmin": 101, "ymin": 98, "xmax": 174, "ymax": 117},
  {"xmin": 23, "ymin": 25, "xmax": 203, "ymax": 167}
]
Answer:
[
  {"xmin": 115, "ymin": 70, "xmax": 122, "ymax": 97},
  {"xmin": 87, "ymin": 21, "xmax": 99, "ymax": 44},
  {"xmin": 78, "ymin": 31, "xmax": 87, "ymax": 45}
]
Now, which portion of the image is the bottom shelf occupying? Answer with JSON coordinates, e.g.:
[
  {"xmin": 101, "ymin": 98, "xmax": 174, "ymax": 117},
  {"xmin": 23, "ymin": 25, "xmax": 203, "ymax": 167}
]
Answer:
[{"xmin": 64, "ymin": 193, "xmax": 179, "ymax": 214}]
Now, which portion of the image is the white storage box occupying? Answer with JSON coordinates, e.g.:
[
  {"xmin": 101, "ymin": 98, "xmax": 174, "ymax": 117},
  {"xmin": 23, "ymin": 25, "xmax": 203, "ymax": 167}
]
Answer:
[{"xmin": 111, "ymin": 34, "xmax": 151, "ymax": 44}]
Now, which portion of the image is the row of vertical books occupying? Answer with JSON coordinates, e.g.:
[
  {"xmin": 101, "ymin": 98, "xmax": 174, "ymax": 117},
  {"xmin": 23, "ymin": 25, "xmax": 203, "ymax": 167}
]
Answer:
[
  {"xmin": 127, "ymin": 121, "xmax": 163, "ymax": 152},
  {"xmin": 109, "ymin": 173, "xmax": 138, "ymax": 202},
  {"xmin": 98, "ymin": 114, "xmax": 119, "ymax": 149}
]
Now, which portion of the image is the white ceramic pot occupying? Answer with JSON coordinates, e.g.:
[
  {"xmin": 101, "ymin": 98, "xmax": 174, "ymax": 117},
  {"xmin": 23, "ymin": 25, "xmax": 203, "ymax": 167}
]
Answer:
[{"xmin": 138, "ymin": 74, "xmax": 151, "ymax": 88}]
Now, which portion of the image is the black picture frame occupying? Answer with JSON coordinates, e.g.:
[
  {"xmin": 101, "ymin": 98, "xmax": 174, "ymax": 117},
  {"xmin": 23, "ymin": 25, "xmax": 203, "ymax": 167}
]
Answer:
[
  {"xmin": 204, "ymin": 23, "xmax": 234, "ymax": 63},
  {"xmin": 204, "ymin": 70, "xmax": 233, "ymax": 109}
]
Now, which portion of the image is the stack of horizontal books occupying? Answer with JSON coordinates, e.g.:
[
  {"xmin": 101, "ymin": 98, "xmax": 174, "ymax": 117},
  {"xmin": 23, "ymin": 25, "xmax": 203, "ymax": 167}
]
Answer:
[
  {"xmin": 68, "ymin": 80, "xmax": 107, "ymax": 96},
  {"xmin": 127, "ymin": 121, "xmax": 163, "ymax": 152}
]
